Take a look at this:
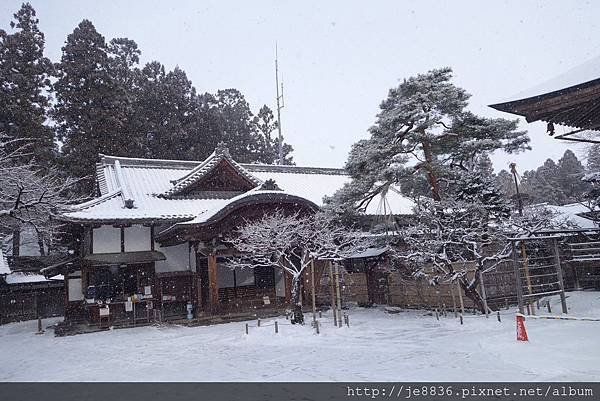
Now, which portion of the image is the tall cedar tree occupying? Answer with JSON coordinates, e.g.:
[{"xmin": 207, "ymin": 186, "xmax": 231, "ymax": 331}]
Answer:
[
  {"xmin": 53, "ymin": 20, "xmax": 130, "ymax": 194},
  {"xmin": 327, "ymin": 68, "xmax": 529, "ymax": 218},
  {"xmin": 253, "ymin": 105, "xmax": 294, "ymax": 164},
  {"xmin": 0, "ymin": 3, "xmax": 55, "ymax": 166},
  {"xmin": 557, "ymin": 149, "xmax": 589, "ymax": 203},
  {"xmin": 133, "ymin": 62, "xmax": 200, "ymax": 160},
  {"xmin": 107, "ymin": 37, "xmax": 145, "ymax": 156},
  {"xmin": 516, "ymin": 150, "xmax": 592, "ymax": 206},
  {"xmin": 587, "ymin": 144, "xmax": 600, "ymax": 174}
]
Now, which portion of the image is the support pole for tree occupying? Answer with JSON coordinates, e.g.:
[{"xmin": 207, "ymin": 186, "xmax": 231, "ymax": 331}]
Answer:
[
  {"xmin": 511, "ymin": 241, "xmax": 525, "ymax": 315},
  {"xmin": 520, "ymin": 242, "xmax": 535, "ymax": 316},
  {"xmin": 335, "ymin": 262, "xmax": 343, "ymax": 328},
  {"xmin": 456, "ymin": 280, "xmax": 465, "ymax": 317},
  {"xmin": 310, "ymin": 259, "xmax": 317, "ymax": 330},
  {"xmin": 328, "ymin": 261, "xmax": 338, "ymax": 326},
  {"xmin": 478, "ymin": 270, "xmax": 490, "ymax": 318},
  {"xmin": 552, "ymin": 238, "xmax": 568, "ymax": 314},
  {"xmin": 450, "ymin": 286, "xmax": 458, "ymax": 318}
]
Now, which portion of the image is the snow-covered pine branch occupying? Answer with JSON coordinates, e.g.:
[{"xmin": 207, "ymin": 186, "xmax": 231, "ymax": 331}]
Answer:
[{"xmin": 225, "ymin": 210, "xmax": 369, "ymax": 324}]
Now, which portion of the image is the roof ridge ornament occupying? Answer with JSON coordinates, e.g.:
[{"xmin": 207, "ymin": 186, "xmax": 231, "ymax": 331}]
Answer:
[
  {"xmin": 259, "ymin": 178, "xmax": 282, "ymax": 191},
  {"xmin": 215, "ymin": 142, "xmax": 230, "ymax": 157}
]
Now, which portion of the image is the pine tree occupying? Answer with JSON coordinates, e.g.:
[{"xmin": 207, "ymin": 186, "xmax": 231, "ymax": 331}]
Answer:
[
  {"xmin": 327, "ymin": 67, "xmax": 529, "ymax": 216},
  {"xmin": 53, "ymin": 20, "xmax": 130, "ymax": 194},
  {"xmin": 0, "ymin": 3, "xmax": 55, "ymax": 166}
]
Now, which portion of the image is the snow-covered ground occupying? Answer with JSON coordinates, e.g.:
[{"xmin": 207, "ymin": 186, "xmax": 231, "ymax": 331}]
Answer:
[{"xmin": 1, "ymin": 291, "xmax": 599, "ymax": 382}]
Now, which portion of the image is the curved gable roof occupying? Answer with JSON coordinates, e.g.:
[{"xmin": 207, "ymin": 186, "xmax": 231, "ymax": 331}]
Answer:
[{"xmin": 161, "ymin": 144, "xmax": 261, "ymax": 198}]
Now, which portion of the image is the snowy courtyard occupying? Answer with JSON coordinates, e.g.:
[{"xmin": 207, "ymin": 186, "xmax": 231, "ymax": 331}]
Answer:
[{"xmin": 1, "ymin": 291, "xmax": 599, "ymax": 382}]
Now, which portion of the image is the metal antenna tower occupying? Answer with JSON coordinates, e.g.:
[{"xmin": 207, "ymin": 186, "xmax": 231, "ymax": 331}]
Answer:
[{"xmin": 275, "ymin": 43, "xmax": 284, "ymax": 165}]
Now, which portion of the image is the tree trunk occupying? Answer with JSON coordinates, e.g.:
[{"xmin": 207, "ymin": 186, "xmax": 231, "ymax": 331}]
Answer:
[
  {"xmin": 421, "ymin": 138, "xmax": 441, "ymax": 201},
  {"xmin": 290, "ymin": 273, "xmax": 304, "ymax": 324},
  {"xmin": 458, "ymin": 274, "xmax": 486, "ymax": 313}
]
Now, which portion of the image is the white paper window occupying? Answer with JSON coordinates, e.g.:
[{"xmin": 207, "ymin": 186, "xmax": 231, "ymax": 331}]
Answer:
[{"xmin": 68, "ymin": 278, "xmax": 84, "ymax": 301}]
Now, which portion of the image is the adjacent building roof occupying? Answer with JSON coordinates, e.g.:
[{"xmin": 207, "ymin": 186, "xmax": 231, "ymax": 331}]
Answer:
[
  {"xmin": 63, "ymin": 148, "xmax": 415, "ymax": 224},
  {"xmin": 489, "ymin": 56, "xmax": 600, "ymax": 143},
  {"xmin": 531, "ymin": 202, "xmax": 599, "ymax": 229},
  {"xmin": 4, "ymin": 271, "xmax": 63, "ymax": 285}
]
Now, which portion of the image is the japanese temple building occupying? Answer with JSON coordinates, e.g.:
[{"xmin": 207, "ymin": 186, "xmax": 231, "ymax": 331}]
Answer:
[
  {"xmin": 490, "ymin": 56, "xmax": 600, "ymax": 144},
  {"xmin": 46, "ymin": 144, "xmax": 413, "ymax": 328}
]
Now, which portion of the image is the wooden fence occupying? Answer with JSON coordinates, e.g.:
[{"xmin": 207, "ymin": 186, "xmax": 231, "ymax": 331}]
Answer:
[{"xmin": 0, "ymin": 288, "xmax": 64, "ymax": 324}]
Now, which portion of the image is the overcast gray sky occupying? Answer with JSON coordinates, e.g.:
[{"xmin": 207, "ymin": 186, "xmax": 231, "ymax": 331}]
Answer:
[{"xmin": 2, "ymin": 0, "xmax": 599, "ymax": 172}]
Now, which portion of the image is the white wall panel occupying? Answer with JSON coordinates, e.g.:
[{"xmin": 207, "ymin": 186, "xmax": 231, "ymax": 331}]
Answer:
[
  {"xmin": 155, "ymin": 242, "xmax": 190, "ymax": 273},
  {"xmin": 124, "ymin": 225, "xmax": 151, "ymax": 252},
  {"xmin": 93, "ymin": 226, "xmax": 121, "ymax": 254}
]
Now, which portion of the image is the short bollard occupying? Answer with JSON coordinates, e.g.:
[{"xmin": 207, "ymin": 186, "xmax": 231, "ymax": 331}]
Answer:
[
  {"xmin": 435, "ymin": 309, "xmax": 439, "ymax": 321},
  {"xmin": 274, "ymin": 321, "xmax": 278, "ymax": 334},
  {"xmin": 516, "ymin": 313, "xmax": 529, "ymax": 341},
  {"xmin": 547, "ymin": 302, "xmax": 552, "ymax": 314},
  {"xmin": 319, "ymin": 311, "xmax": 322, "ymax": 318},
  {"xmin": 36, "ymin": 317, "xmax": 44, "ymax": 335},
  {"xmin": 245, "ymin": 323, "xmax": 249, "ymax": 335},
  {"xmin": 459, "ymin": 314, "xmax": 464, "ymax": 325},
  {"xmin": 257, "ymin": 318, "xmax": 261, "ymax": 327},
  {"xmin": 497, "ymin": 311, "xmax": 501, "ymax": 323}
]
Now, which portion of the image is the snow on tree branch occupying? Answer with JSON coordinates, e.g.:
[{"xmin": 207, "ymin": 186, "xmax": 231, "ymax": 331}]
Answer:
[
  {"xmin": 0, "ymin": 136, "xmax": 79, "ymax": 253},
  {"xmin": 225, "ymin": 210, "xmax": 369, "ymax": 324}
]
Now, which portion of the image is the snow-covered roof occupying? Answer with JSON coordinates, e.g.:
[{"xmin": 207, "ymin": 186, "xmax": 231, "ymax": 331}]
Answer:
[
  {"xmin": 181, "ymin": 188, "xmax": 314, "ymax": 226},
  {"xmin": 4, "ymin": 271, "xmax": 63, "ymax": 285},
  {"xmin": 162, "ymin": 145, "xmax": 261, "ymax": 198},
  {"xmin": 0, "ymin": 248, "xmax": 9, "ymax": 275},
  {"xmin": 64, "ymin": 151, "xmax": 415, "ymax": 224},
  {"xmin": 502, "ymin": 56, "xmax": 600, "ymax": 103},
  {"xmin": 349, "ymin": 246, "xmax": 389, "ymax": 259},
  {"xmin": 534, "ymin": 203, "xmax": 599, "ymax": 229}
]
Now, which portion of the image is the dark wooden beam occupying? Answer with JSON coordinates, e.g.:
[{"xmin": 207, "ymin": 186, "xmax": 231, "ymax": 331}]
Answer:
[{"xmin": 207, "ymin": 253, "xmax": 219, "ymax": 312}]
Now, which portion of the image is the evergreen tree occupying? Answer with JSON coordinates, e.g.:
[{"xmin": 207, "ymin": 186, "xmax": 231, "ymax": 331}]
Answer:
[
  {"xmin": 132, "ymin": 62, "xmax": 200, "ymax": 160},
  {"xmin": 107, "ymin": 37, "xmax": 145, "ymax": 156},
  {"xmin": 586, "ymin": 144, "xmax": 600, "ymax": 173},
  {"xmin": 0, "ymin": 3, "xmax": 55, "ymax": 166},
  {"xmin": 557, "ymin": 149, "xmax": 590, "ymax": 203},
  {"xmin": 53, "ymin": 20, "xmax": 130, "ymax": 194},
  {"xmin": 473, "ymin": 153, "xmax": 494, "ymax": 178},
  {"xmin": 213, "ymin": 88, "xmax": 262, "ymax": 163},
  {"xmin": 495, "ymin": 169, "xmax": 516, "ymax": 198},
  {"xmin": 520, "ymin": 159, "xmax": 567, "ymax": 205},
  {"xmin": 252, "ymin": 105, "xmax": 293, "ymax": 164},
  {"xmin": 327, "ymin": 68, "xmax": 529, "ymax": 216}
]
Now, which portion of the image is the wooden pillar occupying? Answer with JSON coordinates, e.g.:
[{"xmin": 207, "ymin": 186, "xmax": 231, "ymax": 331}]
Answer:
[
  {"xmin": 335, "ymin": 262, "xmax": 342, "ymax": 328},
  {"xmin": 310, "ymin": 259, "xmax": 317, "ymax": 327},
  {"xmin": 208, "ymin": 253, "xmax": 218, "ymax": 313},
  {"xmin": 328, "ymin": 261, "xmax": 338, "ymax": 326}
]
